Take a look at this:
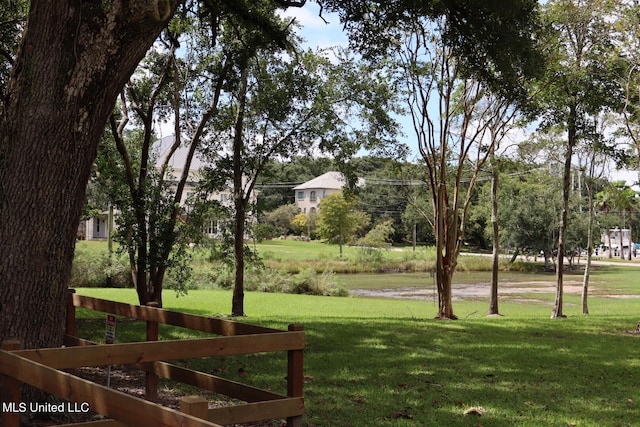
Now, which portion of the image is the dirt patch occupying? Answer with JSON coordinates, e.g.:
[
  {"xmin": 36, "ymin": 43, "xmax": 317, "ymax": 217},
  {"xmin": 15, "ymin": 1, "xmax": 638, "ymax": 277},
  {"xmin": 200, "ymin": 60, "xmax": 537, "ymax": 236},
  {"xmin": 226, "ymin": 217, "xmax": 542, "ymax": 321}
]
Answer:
[
  {"xmin": 24, "ymin": 365, "xmax": 285, "ymax": 427},
  {"xmin": 350, "ymin": 279, "xmax": 640, "ymax": 302}
]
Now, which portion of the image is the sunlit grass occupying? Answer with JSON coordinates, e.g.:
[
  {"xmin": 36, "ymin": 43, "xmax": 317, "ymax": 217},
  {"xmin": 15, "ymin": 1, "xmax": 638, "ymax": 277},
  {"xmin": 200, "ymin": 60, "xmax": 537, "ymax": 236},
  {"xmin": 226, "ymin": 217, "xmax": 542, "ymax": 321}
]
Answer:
[
  {"xmin": 71, "ymin": 239, "xmax": 640, "ymax": 426},
  {"xmin": 74, "ymin": 286, "xmax": 640, "ymax": 427}
]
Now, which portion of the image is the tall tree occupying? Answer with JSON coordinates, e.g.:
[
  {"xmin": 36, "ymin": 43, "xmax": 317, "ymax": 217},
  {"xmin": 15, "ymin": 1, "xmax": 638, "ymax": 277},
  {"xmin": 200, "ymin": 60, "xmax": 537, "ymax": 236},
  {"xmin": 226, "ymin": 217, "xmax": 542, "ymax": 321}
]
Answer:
[
  {"xmin": 616, "ymin": 0, "xmax": 640, "ymax": 186},
  {"xmin": 394, "ymin": 16, "xmax": 537, "ymax": 319},
  {"xmin": 578, "ymin": 115, "xmax": 612, "ymax": 314},
  {"xmin": 539, "ymin": 0, "xmax": 622, "ymax": 318},
  {"xmin": 203, "ymin": 41, "xmax": 398, "ymax": 315},
  {"xmin": 0, "ymin": 1, "xmax": 178, "ymax": 350}
]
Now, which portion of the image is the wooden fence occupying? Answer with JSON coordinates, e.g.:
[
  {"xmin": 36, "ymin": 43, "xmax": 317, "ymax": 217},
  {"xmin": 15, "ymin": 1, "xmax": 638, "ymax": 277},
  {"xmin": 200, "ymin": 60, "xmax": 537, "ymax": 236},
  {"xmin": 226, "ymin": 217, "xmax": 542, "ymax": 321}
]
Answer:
[{"xmin": 0, "ymin": 290, "xmax": 304, "ymax": 427}]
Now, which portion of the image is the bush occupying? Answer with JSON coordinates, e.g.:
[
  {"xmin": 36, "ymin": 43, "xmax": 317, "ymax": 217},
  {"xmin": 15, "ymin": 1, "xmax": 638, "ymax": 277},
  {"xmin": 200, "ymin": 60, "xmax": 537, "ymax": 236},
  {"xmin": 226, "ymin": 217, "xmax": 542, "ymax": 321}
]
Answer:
[
  {"xmin": 290, "ymin": 269, "xmax": 348, "ymax": 296},
  {"xmin": 356, "ymin": 247, "xmax": 385, "ymax": 266},
  {"xmin": 70, "ymin": 246, "xmax": 131, "ymax": 288}
]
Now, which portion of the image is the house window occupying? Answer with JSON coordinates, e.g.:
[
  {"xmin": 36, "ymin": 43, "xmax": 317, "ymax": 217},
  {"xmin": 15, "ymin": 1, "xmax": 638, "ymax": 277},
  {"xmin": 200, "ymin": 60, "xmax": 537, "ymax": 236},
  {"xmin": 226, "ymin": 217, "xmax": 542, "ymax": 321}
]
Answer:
[
  {"xmin": 310, "ymin": 191, "xmax": 316, "ymax": 202},
  {"xmin": 310, "ymin": 207, "xmax": 316, "ymax": 214},
  {"xmin": 204, "ymin": 220, "xmax": 217, "ymax": 235},
  {"xmin": 297, "ymin": 191, "xmax": 305, "ymax": 200}
]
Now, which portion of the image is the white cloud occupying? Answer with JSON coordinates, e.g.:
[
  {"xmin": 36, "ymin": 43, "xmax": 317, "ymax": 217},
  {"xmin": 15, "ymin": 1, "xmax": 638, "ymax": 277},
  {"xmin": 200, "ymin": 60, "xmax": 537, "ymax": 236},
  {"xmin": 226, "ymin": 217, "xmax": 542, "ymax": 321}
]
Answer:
[{"xmin": 279, "ymin": 5, "xmax": 347, "ymax": 50}]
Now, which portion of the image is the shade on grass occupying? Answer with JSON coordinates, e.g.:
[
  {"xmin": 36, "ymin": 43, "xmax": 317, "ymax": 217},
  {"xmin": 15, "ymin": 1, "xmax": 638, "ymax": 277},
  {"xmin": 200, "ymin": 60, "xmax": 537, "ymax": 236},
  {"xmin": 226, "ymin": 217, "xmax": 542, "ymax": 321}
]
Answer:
[{"xmin": 75, "ymin": 288, "xmax": 640, "ymax": 426}]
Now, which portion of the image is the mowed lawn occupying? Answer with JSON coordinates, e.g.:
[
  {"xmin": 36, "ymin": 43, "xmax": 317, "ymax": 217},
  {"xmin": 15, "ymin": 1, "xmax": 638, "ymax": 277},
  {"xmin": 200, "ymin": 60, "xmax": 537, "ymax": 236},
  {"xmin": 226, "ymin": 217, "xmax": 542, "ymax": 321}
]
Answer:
[{"xmin": 76, "ymin": 286, "xmax": 640, "ymax": 427}]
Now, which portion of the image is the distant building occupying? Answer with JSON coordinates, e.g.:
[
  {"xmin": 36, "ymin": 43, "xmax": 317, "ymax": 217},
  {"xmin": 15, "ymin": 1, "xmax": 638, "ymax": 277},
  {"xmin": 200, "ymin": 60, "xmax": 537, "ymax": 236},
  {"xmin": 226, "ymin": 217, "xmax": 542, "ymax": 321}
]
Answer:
[
  {"xmin": 80, "ymin": 135, "xmax": 253, "ymax": 240},
  {"xmin": 292, "ymin": 171, "xmax": 347, "ymax": 214},
  {"xmin": 600, "ymin": 228, "xmax": 635, "ymax": 257},
  {"xmin": 292, "ymin": 171, "xmax": 366, "ymax": 214}
]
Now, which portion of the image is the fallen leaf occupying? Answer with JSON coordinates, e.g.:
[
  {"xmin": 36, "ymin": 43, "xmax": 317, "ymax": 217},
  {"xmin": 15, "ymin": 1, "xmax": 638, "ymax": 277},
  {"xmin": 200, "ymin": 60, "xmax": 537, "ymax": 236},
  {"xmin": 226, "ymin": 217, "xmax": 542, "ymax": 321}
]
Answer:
[{"xmin": 463, "ymin": 406, "xmax": 485, "ymax": 416}]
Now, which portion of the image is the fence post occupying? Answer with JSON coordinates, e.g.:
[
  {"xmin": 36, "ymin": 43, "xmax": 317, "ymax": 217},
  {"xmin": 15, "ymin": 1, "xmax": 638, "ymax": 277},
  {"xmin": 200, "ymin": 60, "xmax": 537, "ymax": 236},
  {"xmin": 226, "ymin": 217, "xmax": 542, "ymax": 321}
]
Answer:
[
  {"xmin": 1, "ymin": 340, "xmax": 22, "ymax": 427},
  {"xmin": 287, "ymin": 324, "xmax": 304, "ymax": 427},
  {"xmin": 66, "ymin": 288, "xmax": 76, "ymax": 337},
  {"xmin": 145, "ymin": 301, "xmax": 159, "ymax": 401},
  {"xmin": 180, "ymin": 395, "xmax": 208, "ymax": 420}
]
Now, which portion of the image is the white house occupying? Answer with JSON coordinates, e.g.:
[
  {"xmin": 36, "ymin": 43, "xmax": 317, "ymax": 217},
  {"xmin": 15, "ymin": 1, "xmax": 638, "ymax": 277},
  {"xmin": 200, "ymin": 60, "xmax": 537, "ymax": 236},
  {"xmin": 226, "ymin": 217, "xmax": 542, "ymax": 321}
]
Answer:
[
  {"xmin": 81, "ymin": 135, "xmax": 253, "ymax": 240},
  {"xmin": 600, "ymin": 228, "xmax": 635, "ymax": 257},
  {"xmin": 292, "ymin": 171, "xmax": 364, "ymax": 214}
]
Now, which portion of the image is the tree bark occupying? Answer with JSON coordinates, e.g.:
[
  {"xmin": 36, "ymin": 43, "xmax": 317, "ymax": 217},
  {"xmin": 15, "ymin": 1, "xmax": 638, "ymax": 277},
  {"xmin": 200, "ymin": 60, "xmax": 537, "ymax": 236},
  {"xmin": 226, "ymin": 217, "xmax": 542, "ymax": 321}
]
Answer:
[
  {"xmin": 433, "ymin": 181, "xmax": 457, "ymax": 320},
  {"xmin": 231, "ymin": 65, "xmax": 249, "ymax": 317},
  {"xmin": 582, "ymin": 181, "xmax": 594, "ymax": 315},
  {"xmin": 488, "ymin": 159, "xmax": 500, "ymax": 316},
  {"xmin": 552, "ymin": 103, "xmax": 576, "ymax": 319},
  {"xmin": 0, "ymin": 1, "xmax": 176, "ymax": 349}
]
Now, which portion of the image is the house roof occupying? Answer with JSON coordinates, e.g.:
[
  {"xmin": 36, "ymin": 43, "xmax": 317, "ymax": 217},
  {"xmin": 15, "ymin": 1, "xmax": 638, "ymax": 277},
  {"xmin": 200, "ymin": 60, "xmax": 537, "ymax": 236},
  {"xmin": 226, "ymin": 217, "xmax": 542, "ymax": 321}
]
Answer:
[
  {"xmin": 153, "ymin": 135, "xmax": 209, "ymax": 173},
  {"xmin": 292, "ymin": 171, "xmax": 347, "ymax": 191}
]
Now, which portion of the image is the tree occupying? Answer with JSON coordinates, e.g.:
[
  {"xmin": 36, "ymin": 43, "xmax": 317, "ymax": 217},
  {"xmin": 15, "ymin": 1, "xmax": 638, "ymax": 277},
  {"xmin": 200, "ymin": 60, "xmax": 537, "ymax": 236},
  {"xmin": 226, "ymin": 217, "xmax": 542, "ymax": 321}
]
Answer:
[
  {"xmin": 98, "ymin": 5, "xmax": 244, "ymax": 306},
  {"xmin": 578, "ymin": 116, "xmax": 612, "ymax": 314},
  {"xmin": 616, "ymin": 1, "xmax": 640, "ymax": 187},
  {"xmin": 497, "ymin": 170, "xmax": 562, "ymax": 270},
  {"xmin": 0, "ymin": 1, "xmax": 178, "ymax": 350},
  {"xmin": 264, "ymin": 204, "xmax": 300, "ymax": 237},
  {"xmin": 290, "ymin": 211, "xmax": 313, "ymax": 237},
  {"xmin": 319, "ymin": 0, "xmax": 544, "ymax": 96},
  {"xmin": 538, "ymin": 0, "xmax": 622, "ymax": 318},
  {"xmin": 0, "ymin": 0, "xmax": 316, "ymax": 350},
  {"xmin": 316, "ymin": 191, "xmax": 370, "ymax": 256},
  {"xmin": 393, "ymin": 16, "xmax": 536, "ymax": 319},
  {"xmin": 202, "ymin": 40, "xmax": 399, "ymax": 315}
]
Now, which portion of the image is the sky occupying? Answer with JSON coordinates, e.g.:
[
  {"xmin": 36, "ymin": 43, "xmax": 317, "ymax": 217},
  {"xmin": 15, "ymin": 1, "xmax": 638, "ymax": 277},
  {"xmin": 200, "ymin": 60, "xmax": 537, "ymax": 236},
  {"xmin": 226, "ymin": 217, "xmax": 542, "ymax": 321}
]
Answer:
[
  {"xmin": 153, "ymin": 4, "xmax": 638, "ymax": 188},
  {"xmin": 281, "ymin": 4, "xmax": 640, "ymax": 188}
]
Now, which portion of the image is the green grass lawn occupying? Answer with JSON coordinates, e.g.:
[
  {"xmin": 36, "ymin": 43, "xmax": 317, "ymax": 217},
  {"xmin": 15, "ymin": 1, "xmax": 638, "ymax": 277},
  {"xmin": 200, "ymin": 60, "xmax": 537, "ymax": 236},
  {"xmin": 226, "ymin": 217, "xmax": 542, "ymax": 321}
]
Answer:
[{"xmin": 75, "ymin": 287, "xmax": 640, "ymax": 427}]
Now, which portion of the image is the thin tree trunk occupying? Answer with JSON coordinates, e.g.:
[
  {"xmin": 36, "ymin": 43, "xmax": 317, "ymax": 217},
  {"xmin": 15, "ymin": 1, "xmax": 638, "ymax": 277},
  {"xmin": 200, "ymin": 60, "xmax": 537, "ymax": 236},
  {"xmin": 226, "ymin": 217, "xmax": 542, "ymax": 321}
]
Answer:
[
  {"xmin": 628, "ymin": 213, "xmax": 633, "ymax": 261},
  {"xmin": 434, "ymin": 182, "xmax": 457, "ymax": 320},
  {"xmin": 582, "ymin": 176, "xmax": 595, "ymax": 315},
  {"xmin": 552, "ymin": 104, "xmax": 576, "ymax": 319},
  {"xmin": 231, "ymin": 65, "xmax": 249, "ymax": 317},
  {"xmin": 488, "ymin": 161, "xmax": 500, "ymax": 316}
]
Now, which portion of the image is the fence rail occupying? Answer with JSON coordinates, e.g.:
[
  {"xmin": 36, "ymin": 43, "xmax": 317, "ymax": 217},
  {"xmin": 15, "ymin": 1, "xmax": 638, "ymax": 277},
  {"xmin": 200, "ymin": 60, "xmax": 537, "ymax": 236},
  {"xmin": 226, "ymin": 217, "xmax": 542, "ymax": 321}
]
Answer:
[{"xmin": 0, "ymin": 290, "xmax": 304, "ymax": 427}]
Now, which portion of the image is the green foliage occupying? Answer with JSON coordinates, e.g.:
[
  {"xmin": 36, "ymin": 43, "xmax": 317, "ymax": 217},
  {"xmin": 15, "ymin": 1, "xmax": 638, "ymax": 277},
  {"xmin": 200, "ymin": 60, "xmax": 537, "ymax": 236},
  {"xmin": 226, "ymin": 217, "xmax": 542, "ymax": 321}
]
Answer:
[
  {"xmin": 289, "ymin": 212, "xmax": 308, "ymax": 236},
  {"xmin": 317, "ymin": 192, "xmax": 370, "ymax": 244},
  {"xmin": 290, "ymin": 269, "xmax": 347, "ymax": 296},
  {"xmin": 69, "ymin": 245, "xmax": 130, "ymax": 288},
  {"xmin": 320, "ymin": 0, "xmax": 545, "ymax": 105},
  {"xmin": 357, "ymin": 220, "xmax": 395, "ymax": 248},
  {"xmin": 263, "ymin": 204, "xmax": 299, "ymax": 236},
  {"xmin": 0, "ymin": 0, "xmax": 26, "ymax": 100}
]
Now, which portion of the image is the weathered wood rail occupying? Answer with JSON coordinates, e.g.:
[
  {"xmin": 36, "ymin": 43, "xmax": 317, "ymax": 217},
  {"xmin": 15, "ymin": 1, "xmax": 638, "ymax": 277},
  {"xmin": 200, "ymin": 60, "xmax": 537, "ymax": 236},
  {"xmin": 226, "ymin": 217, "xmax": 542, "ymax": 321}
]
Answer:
[{"xmin": 0, "ymin": 290, "xmax": 304, "ymax": 427}]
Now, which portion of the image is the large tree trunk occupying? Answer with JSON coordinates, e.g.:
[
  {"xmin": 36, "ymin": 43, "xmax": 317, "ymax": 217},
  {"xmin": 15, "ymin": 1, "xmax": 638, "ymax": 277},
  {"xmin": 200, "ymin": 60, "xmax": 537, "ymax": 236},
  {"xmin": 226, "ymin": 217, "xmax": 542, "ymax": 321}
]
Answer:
[
  {"xmin": 433, "ymin": 182, "xmax": 458, "ymax": 320},
  {"xmin": 0, "ymin": 1, "xmax": 175, "ymax": 349}
]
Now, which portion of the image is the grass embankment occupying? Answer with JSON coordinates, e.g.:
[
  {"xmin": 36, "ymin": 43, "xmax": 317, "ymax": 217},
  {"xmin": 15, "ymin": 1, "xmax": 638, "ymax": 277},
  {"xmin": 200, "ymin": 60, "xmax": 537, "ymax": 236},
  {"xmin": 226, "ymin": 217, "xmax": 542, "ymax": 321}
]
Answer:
[
  {"xmin": 76, "ymin": 286, "xmax": 640, "ymax": 427},
  {"xmin": 72, "ymin": 239, "xmax": 549, "ymax": 293}
]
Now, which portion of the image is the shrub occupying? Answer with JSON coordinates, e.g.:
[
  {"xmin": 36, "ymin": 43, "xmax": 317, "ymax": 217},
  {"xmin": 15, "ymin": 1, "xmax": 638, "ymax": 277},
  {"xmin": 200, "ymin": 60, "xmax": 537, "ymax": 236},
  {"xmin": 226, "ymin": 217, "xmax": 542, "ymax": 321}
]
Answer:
[
  {"xmin": 290, "ymin": 269, "xmax": 347, "ymax": 296},
  {"xmin": 70, "ymin": 246, "xmax": 131, "ymax": 288}
]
